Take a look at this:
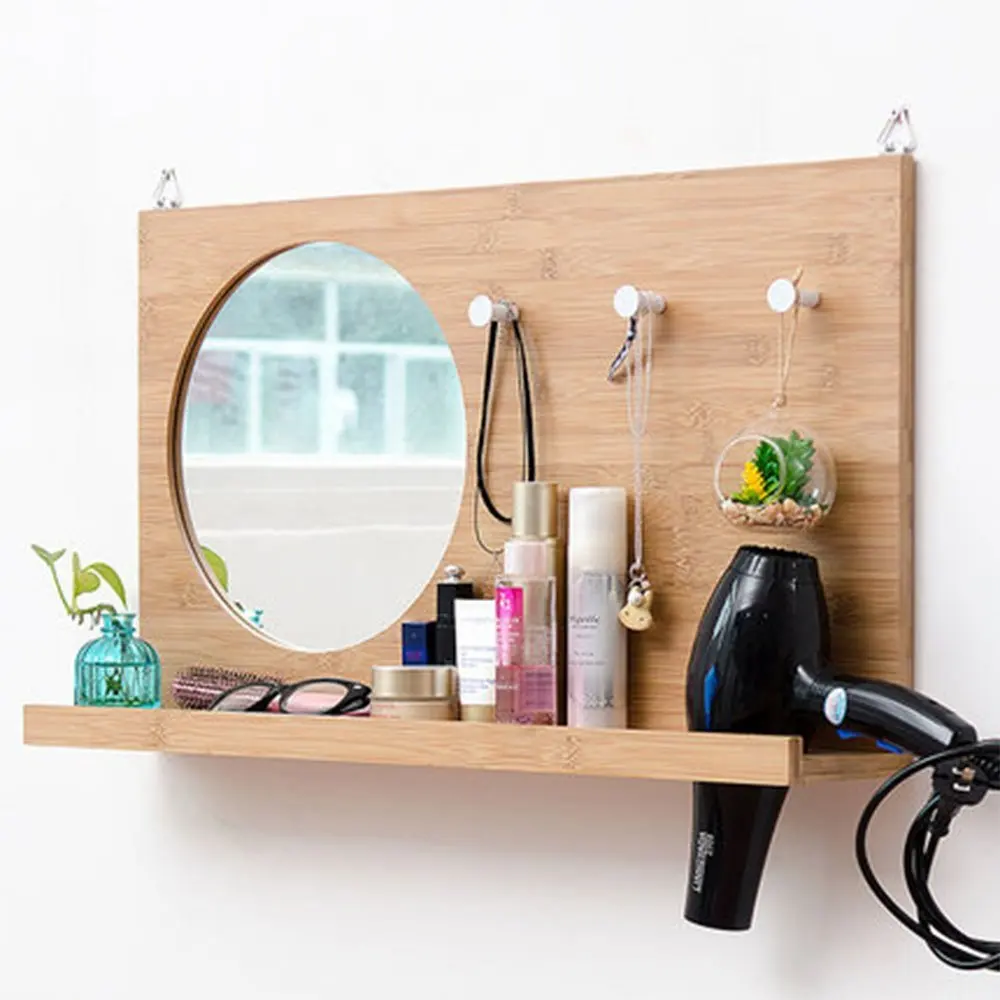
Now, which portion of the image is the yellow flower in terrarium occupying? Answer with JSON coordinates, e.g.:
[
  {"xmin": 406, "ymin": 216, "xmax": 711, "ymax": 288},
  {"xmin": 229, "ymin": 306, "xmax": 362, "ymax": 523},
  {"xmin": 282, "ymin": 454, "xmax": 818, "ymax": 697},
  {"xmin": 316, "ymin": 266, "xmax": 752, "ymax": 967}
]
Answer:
[{"xmin": 738, "ymin": 461, "xmax": 767, "ymax": 503}]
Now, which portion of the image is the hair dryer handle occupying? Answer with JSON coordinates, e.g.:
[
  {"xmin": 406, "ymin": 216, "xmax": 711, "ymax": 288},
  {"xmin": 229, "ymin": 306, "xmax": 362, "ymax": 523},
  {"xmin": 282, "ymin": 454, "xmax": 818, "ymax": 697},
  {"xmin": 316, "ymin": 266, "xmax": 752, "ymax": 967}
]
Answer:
[{"xmin": 794, "ymin": 669, "xmax": 978, "ymax": 757}]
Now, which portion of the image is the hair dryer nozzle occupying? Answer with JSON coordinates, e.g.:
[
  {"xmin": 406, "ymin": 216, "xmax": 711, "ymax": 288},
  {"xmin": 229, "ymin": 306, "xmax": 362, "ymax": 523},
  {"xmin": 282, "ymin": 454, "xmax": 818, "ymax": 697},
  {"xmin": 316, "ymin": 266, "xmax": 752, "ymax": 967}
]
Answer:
[{"xmin": 685, "ymin": 782, "xmax": 788, "ymax": 931}]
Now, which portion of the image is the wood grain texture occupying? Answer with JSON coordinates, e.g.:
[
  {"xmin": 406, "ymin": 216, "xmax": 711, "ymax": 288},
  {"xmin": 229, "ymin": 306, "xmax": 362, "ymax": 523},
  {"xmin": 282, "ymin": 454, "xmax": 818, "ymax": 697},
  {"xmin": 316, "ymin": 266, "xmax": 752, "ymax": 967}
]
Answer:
[
  {"xmin": 139, "ymin": 156, "xmax": 915, "ymax": 732},
  {"xmin": 799, "ymin": 749, "xmax": 910, "ymax": 785},
  {"xmin": 23, "ymin": 705, "xmax": 907, "ymax": 785},
  {"xmin": 18, "ymin": 705, "xmax": 819, "ymax": 785}
]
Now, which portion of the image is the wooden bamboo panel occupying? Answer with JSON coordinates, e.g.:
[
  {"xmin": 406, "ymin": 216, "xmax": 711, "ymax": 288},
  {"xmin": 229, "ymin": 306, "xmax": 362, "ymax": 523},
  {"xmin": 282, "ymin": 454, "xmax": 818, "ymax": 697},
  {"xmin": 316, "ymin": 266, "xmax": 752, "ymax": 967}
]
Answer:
[
  {"xmin": 23, "ymin": 705, "xmax": 905, "ymax": 785},
  {"xmin": 139, "ymin": 156, "xmax": 914, "ymax": 733}
]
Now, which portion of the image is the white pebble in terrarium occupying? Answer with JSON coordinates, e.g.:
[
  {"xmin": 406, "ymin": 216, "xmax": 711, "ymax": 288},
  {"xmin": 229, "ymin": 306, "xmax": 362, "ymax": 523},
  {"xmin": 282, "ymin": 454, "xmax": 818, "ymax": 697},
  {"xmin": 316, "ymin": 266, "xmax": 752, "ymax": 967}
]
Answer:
[{"xmin": 714, "ymin": 417, "xmax": 836, "ymax": 531}]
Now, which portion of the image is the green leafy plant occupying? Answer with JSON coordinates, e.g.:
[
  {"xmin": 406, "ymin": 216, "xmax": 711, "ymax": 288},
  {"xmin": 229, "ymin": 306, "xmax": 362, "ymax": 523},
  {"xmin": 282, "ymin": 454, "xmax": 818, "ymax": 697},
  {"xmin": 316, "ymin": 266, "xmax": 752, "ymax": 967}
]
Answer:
[
  {"xmin": 200, "ymin": 544, "xmax": 229, "ymax": 592},
  {"xmin": 752, "ymin": 440, "xmax": 782, "ymax": 496},
  {"xmin": 775, "ymin": 430, "xmax": 816, "ymax": 503},
  {"xmin": 199, "ymin": 544, "xmax": 262, "ymax": 626},
  {"xmin": 728, "ymin": 430, "xmax": 816, "ymax": 506},
  {"xmin": 32, "ymin": 545, "xmax": 128, "ymax": 627}
]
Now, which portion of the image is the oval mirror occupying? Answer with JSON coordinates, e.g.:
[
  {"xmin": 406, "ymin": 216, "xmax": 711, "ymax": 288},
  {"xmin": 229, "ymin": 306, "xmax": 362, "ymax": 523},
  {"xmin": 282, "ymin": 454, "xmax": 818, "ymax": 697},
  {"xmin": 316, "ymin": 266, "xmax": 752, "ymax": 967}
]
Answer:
[{"xmin": 177, "ymin": 242, "xmax": 466, "ymax": 652}]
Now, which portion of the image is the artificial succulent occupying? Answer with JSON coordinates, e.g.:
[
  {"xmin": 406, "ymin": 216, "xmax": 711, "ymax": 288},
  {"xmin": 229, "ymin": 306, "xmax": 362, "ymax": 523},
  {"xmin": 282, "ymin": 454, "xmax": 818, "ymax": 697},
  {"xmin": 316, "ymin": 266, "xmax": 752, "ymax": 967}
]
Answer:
[{"xmin": 730, "ymin": 430, "xmax": 816, "ymax": 506}]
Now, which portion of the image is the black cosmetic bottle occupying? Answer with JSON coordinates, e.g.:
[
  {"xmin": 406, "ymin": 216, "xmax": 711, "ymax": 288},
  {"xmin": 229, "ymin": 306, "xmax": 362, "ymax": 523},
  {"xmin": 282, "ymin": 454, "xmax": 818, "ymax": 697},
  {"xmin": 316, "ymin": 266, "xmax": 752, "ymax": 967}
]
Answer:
[{"xmin": 436, "ymin": 565, "xmax": 475, "ymax": 665}]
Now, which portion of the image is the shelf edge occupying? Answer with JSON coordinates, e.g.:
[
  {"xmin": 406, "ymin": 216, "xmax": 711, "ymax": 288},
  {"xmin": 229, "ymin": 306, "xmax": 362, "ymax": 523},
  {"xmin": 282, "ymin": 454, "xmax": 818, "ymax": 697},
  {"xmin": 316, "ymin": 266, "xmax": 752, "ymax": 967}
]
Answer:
[
  {"xmin": 24, "ymin": 705, "xmax": 805, "ymax": 785},
  {"xmin": 25, "ymin": 706, "xmax": 904, "ymax": 786},
  {"xmin": 798, "ymin": 750, "xmax": 910, "ymax": 785}
]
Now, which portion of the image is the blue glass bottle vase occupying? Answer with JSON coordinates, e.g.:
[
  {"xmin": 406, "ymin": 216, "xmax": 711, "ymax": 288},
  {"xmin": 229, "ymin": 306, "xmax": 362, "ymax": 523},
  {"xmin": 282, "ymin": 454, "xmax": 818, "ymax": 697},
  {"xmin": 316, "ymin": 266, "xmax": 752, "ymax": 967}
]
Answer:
[{"xmin": 74, "ymin": 612, "xmax": 161, "ymax": 708}]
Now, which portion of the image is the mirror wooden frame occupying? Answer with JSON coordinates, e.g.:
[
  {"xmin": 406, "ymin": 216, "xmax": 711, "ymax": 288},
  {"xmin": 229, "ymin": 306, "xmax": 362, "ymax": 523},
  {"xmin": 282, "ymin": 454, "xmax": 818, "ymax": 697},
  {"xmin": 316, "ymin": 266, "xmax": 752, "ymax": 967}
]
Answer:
[{"xmin": 140, "ymin": 156, "xmax": 914, "ymax": 730}]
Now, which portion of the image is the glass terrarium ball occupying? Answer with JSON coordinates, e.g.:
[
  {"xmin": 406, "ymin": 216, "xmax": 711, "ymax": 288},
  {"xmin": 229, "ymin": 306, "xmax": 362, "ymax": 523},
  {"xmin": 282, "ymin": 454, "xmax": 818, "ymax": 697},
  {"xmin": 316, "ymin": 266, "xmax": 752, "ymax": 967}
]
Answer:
[{"xmin": 714, "ymin": 410, "xmax": 836, "ymax": 530}]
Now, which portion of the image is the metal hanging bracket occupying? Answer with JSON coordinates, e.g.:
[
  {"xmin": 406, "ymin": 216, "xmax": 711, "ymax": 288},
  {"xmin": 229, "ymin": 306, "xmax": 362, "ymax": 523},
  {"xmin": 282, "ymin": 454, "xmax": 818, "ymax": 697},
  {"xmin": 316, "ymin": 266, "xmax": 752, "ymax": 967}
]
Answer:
[
  {"xmin": 152, "ymin": 168, "xmax": 183, "ymax": 209},
  {"xmin": 877, "ymin": 105, "xmax": 917, "ymax": 155}
]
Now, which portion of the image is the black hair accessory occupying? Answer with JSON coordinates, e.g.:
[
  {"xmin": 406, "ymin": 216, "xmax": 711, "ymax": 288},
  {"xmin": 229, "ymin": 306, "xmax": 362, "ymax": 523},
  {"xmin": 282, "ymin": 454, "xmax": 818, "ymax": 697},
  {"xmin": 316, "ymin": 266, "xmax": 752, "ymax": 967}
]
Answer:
[{"xmin": 474, "ymin": 315, "xmax": 536, "ymax": 528}]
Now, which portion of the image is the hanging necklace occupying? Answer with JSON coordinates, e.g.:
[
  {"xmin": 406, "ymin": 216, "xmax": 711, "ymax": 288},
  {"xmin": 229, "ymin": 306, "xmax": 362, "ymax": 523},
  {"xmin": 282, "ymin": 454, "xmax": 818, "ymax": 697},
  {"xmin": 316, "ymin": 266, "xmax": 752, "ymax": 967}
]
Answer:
[
  {"xmin": 614, "ymin": 309, "xmax": 655, "ymax": 632},
  {"xmin": 473, "ymin": 313, "xmax": 537, "ymax": 568}
]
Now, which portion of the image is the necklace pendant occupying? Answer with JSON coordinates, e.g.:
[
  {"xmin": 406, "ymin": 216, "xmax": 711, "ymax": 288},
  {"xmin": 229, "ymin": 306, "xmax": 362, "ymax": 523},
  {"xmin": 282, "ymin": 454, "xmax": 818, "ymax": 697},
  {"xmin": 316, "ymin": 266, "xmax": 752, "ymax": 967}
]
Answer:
[{"xmin": 619, "ymin": 579, "xmax": 654, "ymax": 631}]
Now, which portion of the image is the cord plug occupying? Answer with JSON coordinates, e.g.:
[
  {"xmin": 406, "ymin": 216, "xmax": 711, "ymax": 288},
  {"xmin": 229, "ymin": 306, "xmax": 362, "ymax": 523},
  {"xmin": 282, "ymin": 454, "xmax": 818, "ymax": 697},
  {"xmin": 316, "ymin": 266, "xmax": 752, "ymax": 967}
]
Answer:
[{"xmin": 933, "ymin": 759, "xmax": 991, "ymax": 813}]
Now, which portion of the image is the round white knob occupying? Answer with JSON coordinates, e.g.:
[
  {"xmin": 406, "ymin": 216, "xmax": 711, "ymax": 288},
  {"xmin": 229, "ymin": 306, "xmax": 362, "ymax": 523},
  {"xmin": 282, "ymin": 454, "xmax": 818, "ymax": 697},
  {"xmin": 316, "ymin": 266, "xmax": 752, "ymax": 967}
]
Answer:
[
  {"xmin": 767, "ymin": 279, "xmax": 820, "ymax": 313},
  {"xmin": 468, "ymin": 294, "xmax": 495, "ymax": 327},
  {"xmin": 468, "ymin": 295, "xmax": 518, "ymax": 327},
  {"xmin": 614, "ymin": 285, "xmax": 641, "ymax": 319},
  {"xmin": 767, "ymin": 278, "xmax": 798, "ymax": 314},
  {"xmin": 614, "ymin": 286, "xmax": 666, "ymax": 318}
]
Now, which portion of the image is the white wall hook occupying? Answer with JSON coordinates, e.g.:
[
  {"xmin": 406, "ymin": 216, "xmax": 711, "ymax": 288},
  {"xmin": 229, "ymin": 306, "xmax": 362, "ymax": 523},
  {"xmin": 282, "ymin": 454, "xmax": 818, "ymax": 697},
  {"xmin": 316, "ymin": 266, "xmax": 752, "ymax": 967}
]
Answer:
[
  {"xmin": 767, "ymin": 277, "xmax": 820, "ymax": 314},
  {"xmin": 468, "ymin": 294, "xmax": 519, "ymax": 327},
  {"xmin": 613, "ymin": 285, "xmax": 667, "ymax": 319}
]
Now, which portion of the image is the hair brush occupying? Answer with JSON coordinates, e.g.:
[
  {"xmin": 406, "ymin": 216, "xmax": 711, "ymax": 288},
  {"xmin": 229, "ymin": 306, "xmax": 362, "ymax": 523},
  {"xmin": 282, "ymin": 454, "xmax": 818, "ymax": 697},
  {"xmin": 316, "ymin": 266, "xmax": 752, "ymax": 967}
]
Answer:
[{"xmin": 172, "ymin": 665, "xmax": 282, "ymax": 710}]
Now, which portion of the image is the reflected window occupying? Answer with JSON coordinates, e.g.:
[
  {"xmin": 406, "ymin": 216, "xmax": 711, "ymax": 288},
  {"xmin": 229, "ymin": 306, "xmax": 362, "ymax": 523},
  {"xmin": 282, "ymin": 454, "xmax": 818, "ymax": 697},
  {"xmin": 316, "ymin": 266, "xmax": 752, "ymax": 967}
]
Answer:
[
  {"xmin": 183, "ymin": 244, "xmax": 463, "ymax": 463},
  {"xmin": 405, "ymin": 359, "xmax": 464, "ymax": 456},
  {"xmin": 185, "ymin": 351, "xmax": 250, "ymax": 453},
  {"xmin": 261, "ymin": 356, "xmax": 319, "ymax": 453}
]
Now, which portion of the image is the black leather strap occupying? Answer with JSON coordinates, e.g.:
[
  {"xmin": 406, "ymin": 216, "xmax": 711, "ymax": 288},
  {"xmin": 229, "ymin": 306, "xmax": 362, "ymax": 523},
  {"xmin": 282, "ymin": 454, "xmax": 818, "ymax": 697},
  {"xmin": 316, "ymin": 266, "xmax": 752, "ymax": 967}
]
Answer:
[{"xmin": 475, "ymin": 317, "xmax": 536, "ymax": 525}]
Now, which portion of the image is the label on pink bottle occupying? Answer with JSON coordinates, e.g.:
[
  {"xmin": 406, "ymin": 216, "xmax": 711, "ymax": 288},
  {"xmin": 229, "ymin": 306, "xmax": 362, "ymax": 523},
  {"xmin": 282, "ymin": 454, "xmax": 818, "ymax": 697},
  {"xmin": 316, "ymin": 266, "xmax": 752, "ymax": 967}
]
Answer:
[
  {"xmin": 517, "ymin": 667, "xmax": 555, "ymax": 713},
  {"xmin": 496, "ymin": 585, "xmax": 524, "ymax": 620},
  {"xmin": 495, "ymin": 586, "xmax": 524, "ymax": 665}
]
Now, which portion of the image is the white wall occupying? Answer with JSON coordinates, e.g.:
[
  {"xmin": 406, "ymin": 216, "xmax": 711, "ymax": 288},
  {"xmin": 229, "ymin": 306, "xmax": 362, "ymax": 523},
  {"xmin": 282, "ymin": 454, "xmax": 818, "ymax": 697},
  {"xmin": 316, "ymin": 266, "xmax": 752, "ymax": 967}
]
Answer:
[{"xmin": 3, "ymin": 2, "xmax": 998, "ymax": 998}]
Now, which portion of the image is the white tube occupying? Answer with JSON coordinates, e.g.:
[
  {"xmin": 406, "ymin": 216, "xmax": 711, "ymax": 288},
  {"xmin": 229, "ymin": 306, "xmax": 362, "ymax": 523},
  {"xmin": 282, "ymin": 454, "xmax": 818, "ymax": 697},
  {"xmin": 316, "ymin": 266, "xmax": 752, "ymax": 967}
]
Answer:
[
  {"xmin": 566, "ymin": 487, "xmax": 628, "ymax": 729},
  {"xmin": 454, "ymin": 599, "xmax": 497, "ymax": 723}
]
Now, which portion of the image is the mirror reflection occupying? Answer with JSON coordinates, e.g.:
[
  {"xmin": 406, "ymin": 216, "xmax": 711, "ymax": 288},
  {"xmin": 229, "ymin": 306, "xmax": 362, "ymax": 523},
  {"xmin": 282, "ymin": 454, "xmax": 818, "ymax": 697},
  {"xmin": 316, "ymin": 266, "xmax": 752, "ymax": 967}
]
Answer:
[{"xmin": 179, "ymin": 242, "xmax": 466, "ymax": 651}]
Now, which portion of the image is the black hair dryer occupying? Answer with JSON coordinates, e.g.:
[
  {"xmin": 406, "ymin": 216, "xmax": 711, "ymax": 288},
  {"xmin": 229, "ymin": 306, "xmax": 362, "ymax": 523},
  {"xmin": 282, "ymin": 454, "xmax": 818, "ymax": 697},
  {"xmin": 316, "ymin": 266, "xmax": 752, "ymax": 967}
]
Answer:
[{"xmin": 684, "ymin": 545, "xmax": 977, "ymax": 932}]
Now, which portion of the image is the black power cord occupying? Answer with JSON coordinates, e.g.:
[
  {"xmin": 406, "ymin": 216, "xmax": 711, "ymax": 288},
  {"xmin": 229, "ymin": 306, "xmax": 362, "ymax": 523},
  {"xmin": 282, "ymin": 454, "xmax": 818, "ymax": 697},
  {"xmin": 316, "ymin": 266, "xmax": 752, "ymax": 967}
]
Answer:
[{"xmin": 855, "ymin": 739, "xmax": 1000, "ymax": 972}]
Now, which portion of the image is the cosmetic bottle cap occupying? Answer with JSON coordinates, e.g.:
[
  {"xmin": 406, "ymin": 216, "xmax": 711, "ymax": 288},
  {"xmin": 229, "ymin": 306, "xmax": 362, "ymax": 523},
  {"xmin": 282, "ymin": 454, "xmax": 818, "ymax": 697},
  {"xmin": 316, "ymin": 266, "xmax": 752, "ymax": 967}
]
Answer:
[
  {"xmin": 372, "ymin": 665, "xmax": 456, "ymax": 700},
  {"xmin": 568, "ymin": 487, "xmax": 628, "ymax": 574},
  {"xmin": 504, "ymin": 538, "xmax": 551, "ymax": 579},
  {"xmin": 512, "ymin": 481, "xmax": 558, "ymax": 540}
]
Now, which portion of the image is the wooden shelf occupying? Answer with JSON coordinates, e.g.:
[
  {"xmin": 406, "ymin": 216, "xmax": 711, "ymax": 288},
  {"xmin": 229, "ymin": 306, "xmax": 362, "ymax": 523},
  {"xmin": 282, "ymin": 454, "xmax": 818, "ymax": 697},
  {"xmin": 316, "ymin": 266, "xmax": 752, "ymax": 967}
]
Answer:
[{"xmin": 23, "ymin": 705, "xmax": 906, "ymax": 786}]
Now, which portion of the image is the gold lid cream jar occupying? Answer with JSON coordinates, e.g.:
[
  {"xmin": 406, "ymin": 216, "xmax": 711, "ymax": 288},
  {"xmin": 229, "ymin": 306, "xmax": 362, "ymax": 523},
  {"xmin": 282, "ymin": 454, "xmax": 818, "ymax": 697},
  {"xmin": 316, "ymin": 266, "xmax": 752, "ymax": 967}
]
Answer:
[{"xmin": 371, "ymin": 666, "xmax": 458, "ymax": 721}]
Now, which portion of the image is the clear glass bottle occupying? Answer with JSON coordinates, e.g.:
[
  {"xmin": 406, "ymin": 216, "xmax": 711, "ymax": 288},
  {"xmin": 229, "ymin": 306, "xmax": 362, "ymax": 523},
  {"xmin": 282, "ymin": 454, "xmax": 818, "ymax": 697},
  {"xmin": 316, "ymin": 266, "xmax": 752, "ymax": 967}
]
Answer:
[
  {"xmin": 495, "ymin": 543, "xmax": 557, "ymax": 725},
  {"xmin": 74, "ymin": 613, "xmax": 161, "ymax": 708}
]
